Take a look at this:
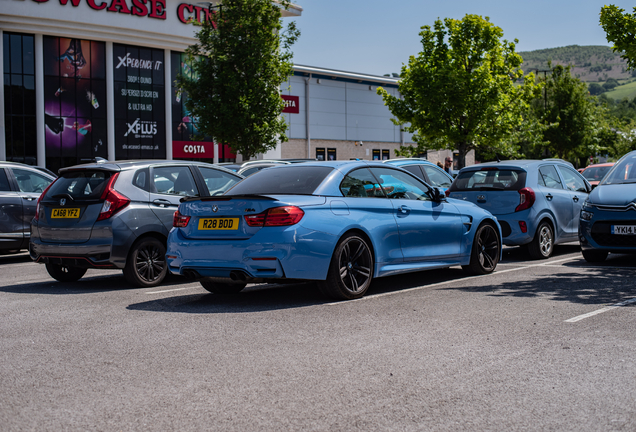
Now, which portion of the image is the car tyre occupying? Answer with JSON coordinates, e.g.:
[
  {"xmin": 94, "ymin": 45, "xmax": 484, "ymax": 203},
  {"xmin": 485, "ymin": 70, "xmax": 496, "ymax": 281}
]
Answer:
[
  {"xmin": 45, "ymin": 263, "xmax": 87, "ymax": 282},
  {"xmin": 200, "ymin": 279, "xmax": 246, "ymax": 295},
  {"xmin": 527, "ymin": 222, "xmax": 554, "ymax": 260},
  {"xmin": 462, "ymin": 222, "xmax": 500, "ymax": 275},
  {"xmin": 582, "ymin": 249, "xmax": 608, "ymax": 263},
  {"xmin": 318, "ymin": 233, "xmax": 374, "ymax": 300},
  {"xmin": 123, "ymin": 237, "xmax": 167, "ymax": 288}
]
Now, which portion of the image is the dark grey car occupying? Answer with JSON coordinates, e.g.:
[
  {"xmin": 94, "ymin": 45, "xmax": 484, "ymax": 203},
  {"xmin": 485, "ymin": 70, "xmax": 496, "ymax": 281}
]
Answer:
[
  {"xmin": 30, "ymin": 160, "xmax": 243, "ymax": 287},
  {"xmin": 1, "ymin": 162, "xmax": 56, "ymax": 254}
]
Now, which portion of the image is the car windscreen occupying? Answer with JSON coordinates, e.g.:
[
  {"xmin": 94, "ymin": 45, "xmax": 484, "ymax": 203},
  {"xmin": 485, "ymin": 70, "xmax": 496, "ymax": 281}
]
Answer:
[
  {"xmin": 226, "ymin": 166, "xmax": 333, "ymax": 195},
  {"xmin": 449, "ymin": 168, "xmax": 527, "ymax": 192},
  {"xmin": 601, "ymin": 153, "xmax": 636, "ymax": 185},
  {"xmin": 46, "ymin": 170, "xmax": 113, "ymax": 201}
]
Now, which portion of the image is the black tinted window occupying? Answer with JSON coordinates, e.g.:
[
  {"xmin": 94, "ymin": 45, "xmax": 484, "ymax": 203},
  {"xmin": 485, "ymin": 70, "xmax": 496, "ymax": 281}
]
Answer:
[
  {"xmin": 451, "ymin": 169, "xmax": 526, "ymax": 191},
  {"xmin": 227, "ymin": 166, "xmax": 332, "ymax": 195},
  {"xmin": 46, "ymin": 171, "xmax": 112, "ymax": 200},
  {"xmin": 0, "ymin": 169, "xmax": 11, "ymax": 191}
]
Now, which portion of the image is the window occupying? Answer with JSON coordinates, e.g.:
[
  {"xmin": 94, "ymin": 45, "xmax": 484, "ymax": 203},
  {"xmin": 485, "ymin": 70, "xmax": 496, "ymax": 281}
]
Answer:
[
  {"xmin": 402, "ymin": 165, "xmax": 425, "ymax": 182},
  {"xmin": 47, "ymin": 171, "xmax": 111, "ymax": 200},
  {"xmin": 3, "ymin": 33, "xmax": 37, "ymax": 166},
  {"xmin": 198, "ymin": 167, "xmax": 241, "ymax": 196},
  {"xmin": 10, "ymin": 168, "xmax": 52, "ymax": 193},
  {"xmin": 327, "ymin": 148, "xmax": 337, "ymax": 161},
  {"xmin": 370, "ymin": 167, "xmax": 431, "ymax": 201},
  {"xmin": 422, "ymin": 166, "xmax": 452, "ymax": 189},
  {"xmin": 558, "ymin": 166, "xmax": 587, "ymax": 192},
  {"xmin": 0, "ymin": 169, "xmax": 12, "ymax": 192},
  {"xmin": 227, "ymin": 166, "xmax": 332, "ymax": 196},
  {"xmin": 133, "ymin": 168, "xmax": 150, "ymax": 191},
  {"xmin": 451, "ymin": 169, "xmax": 526, "ymax": 192},
  {"xmin": 382, "ymin": 150, "xmax": 390, "ymax": 160},
  {"xmin": 601, "ymin": 153, "xmax": 636, "ymax": 185},
  {"xmin": 316, "ymin": 148, "xmax": 325, "ymax": 161},
  {"xmin": 538, "ymin": 165, "xmax": 563, "ymax": 189},
  {"xmin": 340, "ymin": 168, "xmax": 386, "ymax": 198},
  {"xmin": 152, "ymin": 166, "xmax": 198, "ymax": 196}
]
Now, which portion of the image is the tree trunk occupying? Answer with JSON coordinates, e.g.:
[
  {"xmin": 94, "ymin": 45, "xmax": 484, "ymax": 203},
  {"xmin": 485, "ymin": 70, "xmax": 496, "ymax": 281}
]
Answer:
[{"xmin": 457, "ymin": 142, "xmax": 468, "ymax": 169}]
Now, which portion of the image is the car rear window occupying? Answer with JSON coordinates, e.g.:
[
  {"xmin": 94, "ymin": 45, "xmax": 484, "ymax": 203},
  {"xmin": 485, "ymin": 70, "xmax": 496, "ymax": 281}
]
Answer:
[
  {"xmin": 46, "ymin": 170, "xmax": 113, "ymax": 201},
  {"xmin": 226, "ymin": 166, "xmax": 333, "ymax": 195},
  {"xmin": 450, "ymin": 169, "xmax": 526, "ymax": 192}
]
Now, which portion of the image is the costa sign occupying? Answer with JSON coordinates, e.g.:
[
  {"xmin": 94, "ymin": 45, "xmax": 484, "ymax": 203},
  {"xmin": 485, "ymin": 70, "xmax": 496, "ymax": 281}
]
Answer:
[
  {"xmin": 172, "ymin": 141, "xmax": 214, "ymax": 159},
  {"xmin": 282, "ymin": 95, "xmax": 299, "ymax": 114}
]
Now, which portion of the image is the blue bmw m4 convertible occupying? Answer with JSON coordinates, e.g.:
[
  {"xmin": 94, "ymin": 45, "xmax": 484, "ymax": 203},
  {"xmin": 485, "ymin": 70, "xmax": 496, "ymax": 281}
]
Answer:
[{"xmin": 166, "ymin": 161, "xmax": 502, "ymax": 300}]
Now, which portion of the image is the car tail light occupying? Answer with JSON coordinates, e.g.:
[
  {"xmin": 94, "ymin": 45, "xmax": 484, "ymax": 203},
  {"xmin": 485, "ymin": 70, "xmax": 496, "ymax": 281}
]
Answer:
[
  {"xmin": 97, "ymin": 173, "xmax": 130, "ymax": 221},
  {"xmin": 34, "ymin": 180, "xmax": 57, "ymax": 221},
  {"xmin": 173, "ymin": 210, "xmax": 191, "ymax": 228},
  {"xmin": 445, "ymin": 189, "xmax": 451, "ymax": 197},
  {"xmin": 244, "ymin": 206, "xmax": 305, "ymax": 227},
  {"xmin": 515, "ymin": 187, "xmax": 535, "ymax": 212},
  {"xmin": 519, "ymin": 221, "xmax": 528, "ymax": 233}
]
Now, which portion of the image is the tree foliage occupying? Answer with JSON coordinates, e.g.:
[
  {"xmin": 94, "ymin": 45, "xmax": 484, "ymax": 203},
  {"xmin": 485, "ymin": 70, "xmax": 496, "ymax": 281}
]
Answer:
[
  {"xmin": 600, "ymin": 5, "xmax": 636, "ymax": 70},
  {"xmin": 176, "ymin": 0, "xmax": 300, "ymax": 160},
  {"xmin": 377, "ymin": 14, "xmax": 540, "ymax": 168}
]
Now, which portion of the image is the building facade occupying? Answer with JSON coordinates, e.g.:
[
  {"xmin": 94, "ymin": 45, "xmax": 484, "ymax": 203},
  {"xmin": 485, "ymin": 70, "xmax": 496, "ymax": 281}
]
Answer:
[{"xmin": 2, "ymin": 0, "xmax": 469, "ymax": 172}]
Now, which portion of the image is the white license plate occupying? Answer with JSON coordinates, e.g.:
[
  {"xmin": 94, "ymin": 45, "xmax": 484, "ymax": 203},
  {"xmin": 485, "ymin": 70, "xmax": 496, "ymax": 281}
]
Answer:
[{"xmin": 611, "ymin": 225, "xmax": 636, "ymax": 235}]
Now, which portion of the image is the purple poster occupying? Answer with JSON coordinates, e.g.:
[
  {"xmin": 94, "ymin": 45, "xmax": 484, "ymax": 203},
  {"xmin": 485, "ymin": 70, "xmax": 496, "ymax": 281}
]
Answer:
[{"xmin": 43, "ymin": 37, "xmax": 107, "ymax": 172}]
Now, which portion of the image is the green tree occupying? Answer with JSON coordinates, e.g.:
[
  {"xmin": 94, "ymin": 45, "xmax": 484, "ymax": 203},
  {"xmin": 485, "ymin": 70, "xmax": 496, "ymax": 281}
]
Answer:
[
  {"xmin": 377, "ymin": 15, "xmax": 540, "ymax": 168},
  {"xmin": 177, "ymin": 0, "xmax": 300, "ymax": 160},
  {"xmin": 536, "ymin": 64, "xmax": 608, "ymax": 163},
  {"xmin": 600, "ymin": 5, "xmax": 636, "ymax": 69},
  {"xmin": 588, "ymin": 82, "xmax": 604, "ymax": 95},
  {"xmin": 603, "ymin": 78, "xmax": 619, "ymax": 91}
]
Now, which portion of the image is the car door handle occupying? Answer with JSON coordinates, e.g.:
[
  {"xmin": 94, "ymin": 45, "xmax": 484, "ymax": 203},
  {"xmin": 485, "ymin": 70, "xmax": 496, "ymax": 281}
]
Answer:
[
  {"xmin": 398, "ymin": 205, "xmax": 410, "ymax": 214},
  {"xmin": 21, "ymin": 196, "xmax": 36, "ymax": 201},
  {"xmin": 152, "ymin": 199, "xmax": 173, "ymax": 208},
  {"xmin": 573, "ymin": 196, "xmax": 579, "ymax": 202},
  {"xmin": 545, "ymin": 194, "xmax": 553, "ymax": 201}
]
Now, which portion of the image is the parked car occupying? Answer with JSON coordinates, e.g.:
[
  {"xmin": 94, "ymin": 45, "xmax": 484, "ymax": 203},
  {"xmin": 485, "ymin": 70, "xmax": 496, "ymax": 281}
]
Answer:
[
  {"xmin": 30, "ymin": 160, "xmax": 243, "ymax": 286},
  {"xmin": 579, "ymin": 151, "xmax": 636, "ymax": 262},
  {"xmin": 580, "ymin": 163, "xmax": 615, "ymax": 188},
  {"xmin": 447, "ymin": 160, "xmax": 591, "ymax": 259},
  {"xmin": 166, "ymin": 161, "xmax": 502, "ymax": 300},
  {"xmin": 0, "ymin": 162, "xmax": 56, "ymax": 254},
  {"xmin": 383, "ymin": 158, "xmax": 454, "ymax": 192}
]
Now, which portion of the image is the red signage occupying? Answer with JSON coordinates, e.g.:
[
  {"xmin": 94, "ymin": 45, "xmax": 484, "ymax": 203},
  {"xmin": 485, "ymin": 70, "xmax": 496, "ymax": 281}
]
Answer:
[
  {"xmin": 32, "ymin": 0, "xmax": 167, "ymax": 20},
  {"xmin": 172, "ymin": 141, "xmax": 236, "ymax": 159},
  {"xmin": 282, "ymin": 95, "xmax": 299, "ymax": 114}
]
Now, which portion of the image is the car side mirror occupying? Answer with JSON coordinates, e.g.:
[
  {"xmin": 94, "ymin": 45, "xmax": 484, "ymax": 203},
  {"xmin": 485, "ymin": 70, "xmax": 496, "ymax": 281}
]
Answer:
[{"xmin": 431, "ymin": 187, "xmax": 445, "ymax": 202}]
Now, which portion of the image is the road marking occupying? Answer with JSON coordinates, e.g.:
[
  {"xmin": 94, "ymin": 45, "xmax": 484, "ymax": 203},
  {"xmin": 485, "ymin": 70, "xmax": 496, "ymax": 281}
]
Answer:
[
  {"xmin": 543, "ymin": 264, "xmax": 636, "ymax": 271},
  {"xmin": 565, "ymin": 297, "xmax": 636, "ymax": 323},
  {"xmin": 326, "ymin": 256, "xmax": 580, "ymax": 305},
  {"xmin": 145, "ymin": 286, "xmax": 198, "ymax": 294}
]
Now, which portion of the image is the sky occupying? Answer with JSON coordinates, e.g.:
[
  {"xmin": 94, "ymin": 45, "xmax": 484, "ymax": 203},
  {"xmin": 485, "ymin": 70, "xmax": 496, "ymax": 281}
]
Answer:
[{"xmin": 287, "ymin": 0, "xmax": 636, "ymax": 77}]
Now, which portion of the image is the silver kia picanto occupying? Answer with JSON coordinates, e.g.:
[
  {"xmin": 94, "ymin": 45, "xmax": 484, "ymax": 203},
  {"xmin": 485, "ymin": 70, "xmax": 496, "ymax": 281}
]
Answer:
[{"xmin": 30, "ymin": 160, "xmax": 243, "ymax": 287}]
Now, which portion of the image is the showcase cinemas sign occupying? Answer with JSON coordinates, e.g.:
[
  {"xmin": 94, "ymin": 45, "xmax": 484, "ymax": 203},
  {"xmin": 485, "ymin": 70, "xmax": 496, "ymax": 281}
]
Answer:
[{"xmin": 32, "ymin": 0, "xmax": 167, "ymax": 20}]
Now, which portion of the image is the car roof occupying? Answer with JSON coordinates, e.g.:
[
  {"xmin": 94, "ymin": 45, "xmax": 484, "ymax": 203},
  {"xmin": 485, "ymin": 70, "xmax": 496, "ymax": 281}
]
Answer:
[
  {"xmin": 384, "ymin": 158, "xmax": 436, "ymax": 166},
  {"xmin": 583, "ymin": 163, "xmax": 614, "ymax": 169},
  {"xmin": 0, "ymin": 161, "xmax": 57, "ymax": 178},
  {"xmin": 458, "ymin": 159, "xmax": 574, "ymax": 172},
  {"xmin": 58, "ymin": 160, "xmax": 240, "ymax": 175}
]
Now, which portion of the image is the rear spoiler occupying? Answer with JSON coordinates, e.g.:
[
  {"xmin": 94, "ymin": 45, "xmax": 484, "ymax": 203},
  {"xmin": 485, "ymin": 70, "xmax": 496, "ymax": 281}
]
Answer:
[{"xmin": 180, "ymin": 194, "xmax": 278, "ymax": 203}]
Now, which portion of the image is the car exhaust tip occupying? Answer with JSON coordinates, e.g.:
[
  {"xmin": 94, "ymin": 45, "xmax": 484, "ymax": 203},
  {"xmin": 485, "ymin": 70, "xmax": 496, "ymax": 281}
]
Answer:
[
  {"xmin": 182, "ymin": 269, "xmax": 202, "ymax": 280},
  {"xmin": 230, "ymin": 270, "xmax": 247, "ymax": 282}
]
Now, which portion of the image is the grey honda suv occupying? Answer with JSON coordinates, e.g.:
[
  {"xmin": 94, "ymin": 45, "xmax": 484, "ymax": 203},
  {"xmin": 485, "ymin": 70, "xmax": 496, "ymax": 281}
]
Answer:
[{"xmin": 30, "ymin": 160, "xmax": 243, "ymax": 287}]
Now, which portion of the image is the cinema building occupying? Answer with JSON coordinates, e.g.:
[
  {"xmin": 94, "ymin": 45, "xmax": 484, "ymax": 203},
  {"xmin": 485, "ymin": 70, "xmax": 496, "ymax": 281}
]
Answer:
[{"xmin": 1, "ymin": 0, "xmax": 463, "ymax": 173}]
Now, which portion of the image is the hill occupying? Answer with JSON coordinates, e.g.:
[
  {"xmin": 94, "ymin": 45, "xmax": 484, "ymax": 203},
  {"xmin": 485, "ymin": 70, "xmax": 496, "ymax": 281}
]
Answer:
[{"xmin": 519, "ymin": 45, "xmax": 634, "ymax": 83}]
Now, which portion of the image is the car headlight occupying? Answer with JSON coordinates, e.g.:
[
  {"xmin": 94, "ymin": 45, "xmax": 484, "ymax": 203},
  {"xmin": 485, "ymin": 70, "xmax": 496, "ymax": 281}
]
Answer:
[
  {"xmin": 580, "ymin": 210, "xmax": 594, "ymax": 221},
  {"xmin": 582, "ymin": 200, "xmax": 594, "ymax": 211}
]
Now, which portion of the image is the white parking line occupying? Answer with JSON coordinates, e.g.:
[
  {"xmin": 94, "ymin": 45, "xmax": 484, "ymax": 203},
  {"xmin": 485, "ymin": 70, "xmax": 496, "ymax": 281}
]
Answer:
[
  {"xmin": 145, "ymin": 286, "xmax": 198, "ymax": 294},
  {"xmin": 565, "ymin": 298, "xmax": 636, "ymax": 323},
  {"xmin": 327, "ymin": 256, "xmax": 579, "ymax": 304}
]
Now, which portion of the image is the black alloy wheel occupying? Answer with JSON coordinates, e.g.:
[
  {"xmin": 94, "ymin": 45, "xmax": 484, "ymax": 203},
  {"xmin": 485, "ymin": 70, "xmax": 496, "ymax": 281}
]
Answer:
[
  {"xmin": 319, "ymin": 233, "xmax": 374, "ymax": 300},
  {"xmin": 463, "ymin": 222, "xmax": 500, "ymax": 275},
  {"xmin": 124, "ymin": 237, "xmax": 167, "ymax": 288}
]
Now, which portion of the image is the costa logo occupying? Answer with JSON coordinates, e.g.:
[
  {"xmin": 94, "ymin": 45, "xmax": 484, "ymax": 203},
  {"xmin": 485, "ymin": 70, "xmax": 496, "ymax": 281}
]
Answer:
[{"xmin": 182, "ymin": 144, "xmax": 206, "ymax": 155}]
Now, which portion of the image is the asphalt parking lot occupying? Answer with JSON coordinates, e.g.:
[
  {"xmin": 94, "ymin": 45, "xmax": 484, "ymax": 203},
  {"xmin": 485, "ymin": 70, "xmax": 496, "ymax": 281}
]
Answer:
[{"xmin": 1, "ymin": 244, "xmax": 635, "ymax": 431}]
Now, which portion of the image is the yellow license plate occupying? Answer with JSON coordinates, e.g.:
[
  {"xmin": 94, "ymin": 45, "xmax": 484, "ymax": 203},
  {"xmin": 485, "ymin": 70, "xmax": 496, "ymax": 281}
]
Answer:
[
  {"xmin": 51, "ymin": 208, "xmax": 80, "ymax": 219},
  {"xmin": 198, "ymin": 217, "xmax": 239, "ymax": 230}
]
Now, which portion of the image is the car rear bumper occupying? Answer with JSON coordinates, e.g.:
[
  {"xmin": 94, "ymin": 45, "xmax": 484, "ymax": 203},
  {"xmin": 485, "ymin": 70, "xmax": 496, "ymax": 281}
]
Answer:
[{"xmin": 166, "ymin": 225, "xmax": 336, "ymax": 281}]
